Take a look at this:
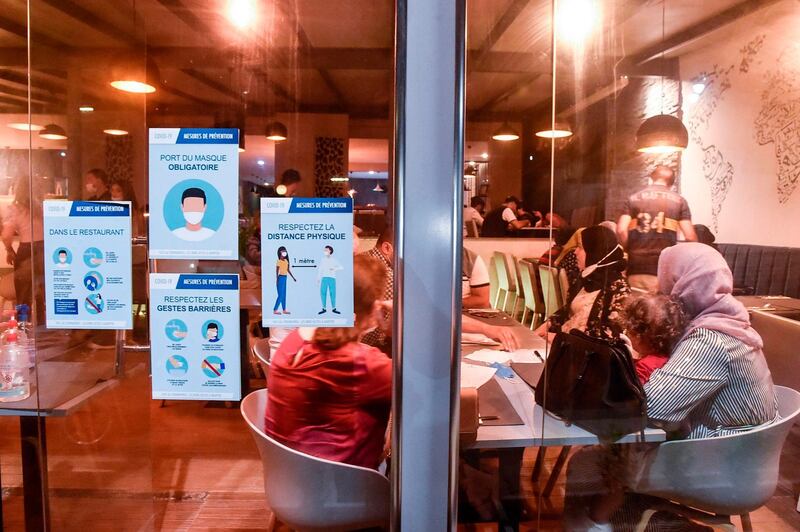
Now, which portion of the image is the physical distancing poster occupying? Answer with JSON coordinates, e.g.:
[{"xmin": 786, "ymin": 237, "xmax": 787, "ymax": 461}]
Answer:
[
  {"xmin": 148, "ymin": 128, "xmax": 239, "ymax": 259},
  {"xmin": 149, "ymin": 273, "xmax": 241, "ymax": 401},
  {"xmin": 43, "ymin": 200, "xmax": 132, "ymax": 329},
  {"xmin": 261, "ymin": 197, "xmax": 354, "ymax": 327}
]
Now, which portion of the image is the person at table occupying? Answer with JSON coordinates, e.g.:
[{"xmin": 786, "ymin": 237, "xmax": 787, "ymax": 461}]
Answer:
[
  {"xmin": 617, "ymin": 165, "xmax": 697, "ymax": 293},
  {"xmin": 84, "ymin": 168, "xmax": 111, "ymax": 201},
  {"xmin": 463, "ymin": 196, "xmax": 485, "ymax": 231},
  {"xmin": 462, "ymin": 248, "xmax": 491, "ymax": 309},
  {"xmin": 264, "ymin": 255, "xmax": 391, "ymax": 469},
  {"xmin": 480, "ymin": 196, "xmax": 530, "ymax": 237},
  {"xmin": 361, "ymin": 225, "xmax": 522, "ymax": 352},
  {"xmin": 539, "ymin": 226, "xmax": 578, "ymax": 266},
  {"xmin": 536, "ymin": 224, "xmax": 629, "ymax": 340},
  {"xmin": 564, "ymin": 243, "xmax": 778, "ymax": 531}
]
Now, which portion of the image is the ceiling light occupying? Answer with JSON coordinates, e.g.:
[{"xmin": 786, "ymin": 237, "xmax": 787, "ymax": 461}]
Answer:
[
  {"xmin": 103, "ymin": 128, "xmax": 129, "ymax": 136},
  {"xmin": 368, "ymin": 170, "xmax": 376, "ymax": 175},
  {"xmin": 265, "ymin": 121, "xmax": 288, "ymax": 142},
  {"xmin": 692, "ymin": 82, "xmax": 706, "ymax": 94},
  {"xmin": 491, "ymin": 122, "xmax": 520, "ymax": 141},
  {"xmin": 558, "ymin": 0, "xmax": 598, "ymax": 43},
  {"xmin": 110, "ymin": 57, "xmax": 160, "ymax": 94},
  {"xmin": 347, "ymin": 189, "xmax": 357, "ymax": 198},
  {"xmin": 275, "ymin": 184, "xmax": 287, "ymax": 196},
  {"xmin": 330, "ymin": 176, "xmax": 349, "ymax": 182},
  {"xmin": 535, "ymin": 121, "xmax": 574, "ymax": 139},
  {"xmin": 227, "ymin": 0, "xmax": 256, "ymax": 30},
  {"xmin": 257, "ymin": 159, "xmax": 265, "ymax": 166},
  {"xmin": 39, "ymin": 124, "xmax": 68, "ymax": 140},
  {"xmin": 635, "ymin": 114, "xmax": 688, "ymax": 154},
  {"xmin": 373, "ymin": 182, "xmax": 387, "ymax": 193},
  {"xmin": 59, "ymin": 151, "xmax": 67, "ymax": 157},
  {"xmin": 688, "ymin": 93, "xmax": 700, "ymax": 104},
  {"xmin": 79, "ymin": 105, "xmax": 95, "ymax": 113},
  {"xmin": 481, "ymin": 152, "xmax": 489, "ymax": 159},
  {"xmin": 7, "ymin": 122, "xmax": 45, "ymax": 131}
]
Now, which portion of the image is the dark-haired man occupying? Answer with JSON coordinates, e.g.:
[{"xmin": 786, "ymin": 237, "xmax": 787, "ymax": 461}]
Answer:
[
  {"xmin": 265, "ymin": 168, "xmax": 303, "ymax": 197},
  {"xmin": 84, "ymin": 168, "xmax": 111, "ymax": 200},
  {"xmin": 481, "ymin": 195, "xmax": 531, "ymax": 237},
  {"xmin": 173, "ymin": 187, "xmax": 215, "ymax": 241},
  {"xmin": 617, "ymin": 165, "xmax": 697, "ymax": 292}
]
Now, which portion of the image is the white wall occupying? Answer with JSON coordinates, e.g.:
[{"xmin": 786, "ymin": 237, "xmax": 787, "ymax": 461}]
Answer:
[{"xmin": 679, "ymin": 0, "xmax": 800, "ymax": 247}]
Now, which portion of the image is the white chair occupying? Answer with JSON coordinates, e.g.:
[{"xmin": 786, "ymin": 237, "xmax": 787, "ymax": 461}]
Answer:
[
  {"xmin": 252, "ymin": 337, "xmax": 271, "ymax": 381},
  {"xmin": 633, "ymin": 385, "xmax": 800, "ymax": 532},
  {"xmin": 240, "ymin": 389, "xmax": 390, "ymax": 532}
]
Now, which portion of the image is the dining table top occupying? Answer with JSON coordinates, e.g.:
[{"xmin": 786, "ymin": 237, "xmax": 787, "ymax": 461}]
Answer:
[{"xmin": 462, "ymin": 311, "xmax": 666, "ymax": 449}]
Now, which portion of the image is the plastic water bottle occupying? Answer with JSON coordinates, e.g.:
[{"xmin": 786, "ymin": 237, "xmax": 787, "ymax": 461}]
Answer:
[
  {"xmin": 0, "ymin": 318, "xmax": 30, "ymax": 402},
  {"xmin": 14, "ymin": 304, "xmax": 33, "ymax": 368}
]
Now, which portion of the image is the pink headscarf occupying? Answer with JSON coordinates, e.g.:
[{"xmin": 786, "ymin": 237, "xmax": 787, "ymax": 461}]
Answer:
[{"xmin": 658, "ymin": 243, "xmax": 763, "ymax": 349}]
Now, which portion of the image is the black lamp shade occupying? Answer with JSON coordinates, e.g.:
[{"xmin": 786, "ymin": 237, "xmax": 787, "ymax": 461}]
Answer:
[
  {"xmin": 265, "ymin": 121, "xmax": 288, "ymax": 141},
  {"xmin": 110, "ymin": 56, "xmax": 161, "ymax": 94},
  {"xmin": 39, "ymin": 123, "xmax": 68, "ymax": 140},
  {"xmin": 635, "ymin": 114, "xmax": 689, "ymax": 154}
]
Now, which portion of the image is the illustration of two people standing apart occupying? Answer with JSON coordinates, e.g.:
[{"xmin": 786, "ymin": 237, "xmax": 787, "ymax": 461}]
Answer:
[{"xmin": 272, "ymin": 245, "xmax": 343, "ymax": 315}]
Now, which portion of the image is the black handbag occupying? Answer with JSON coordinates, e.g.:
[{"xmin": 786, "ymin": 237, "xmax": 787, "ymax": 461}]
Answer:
[{"xmin": 534, "ymin": 328, "xmax": 647, "ymax": 441}]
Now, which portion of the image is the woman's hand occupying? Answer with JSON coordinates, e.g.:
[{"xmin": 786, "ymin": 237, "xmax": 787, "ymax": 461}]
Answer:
[{"xmin": 485, "ymin": 325, "xmax": 520, "ymax": 352}]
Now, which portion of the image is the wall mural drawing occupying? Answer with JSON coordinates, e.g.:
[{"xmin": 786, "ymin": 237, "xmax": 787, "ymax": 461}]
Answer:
[
  {"xmin": 755, "ymin": 43, "xmax": 800, "ymax": 204},
  {"xmin": 687, "ymin": 34, "xmax": 765, "ymax": 230}
]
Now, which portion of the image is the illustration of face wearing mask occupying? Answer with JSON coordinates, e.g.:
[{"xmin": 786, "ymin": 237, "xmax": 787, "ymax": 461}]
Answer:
[
  {"xmin": 205, "ymin": 323, "xmax": 220, "ymax": 342},
  {"xmin": 55, "ymin": 249, "xmax": 70, "ymax": 267},
  {"xmin": 171, "ymin": 186, "xmax": 216, "ymax": 242}
]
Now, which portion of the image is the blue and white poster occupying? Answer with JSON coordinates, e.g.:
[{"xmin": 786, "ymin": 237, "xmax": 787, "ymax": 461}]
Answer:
[
  {"xmin": 261, "ymin": 197, "xmax": 354, "ymax": 327},
  {"xmin": 148, "ymin": 128, "xmax": 239, "ymax": 259},
  {"xmin": 150, "ymin": 273, "xmax": 241, "ymax": 401},
  {"xmin": 43, "ymin": 200, "xmax": 132, "ymax": 329}
]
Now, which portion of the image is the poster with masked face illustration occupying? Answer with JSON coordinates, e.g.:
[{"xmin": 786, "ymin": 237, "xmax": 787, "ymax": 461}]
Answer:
[{"xmin": 148, "ymin": 128, "xmax": 239, "ymax": 259}]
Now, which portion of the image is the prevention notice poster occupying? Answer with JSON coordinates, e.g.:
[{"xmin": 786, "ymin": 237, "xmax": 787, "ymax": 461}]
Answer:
[
  {"xmin": 261, "ymin": 197, "xmax": 354, "ymax": 327},
  {"xmin": 148, "ymin": 128, "xmax": 239, "ymax": 259},
  {"xmin": 149, "ymin": 273, "xmax": 241, "ymax": 401},
  {"xmin": 43, "ymin": 200, "xmax": 132, "ymax": 329}
]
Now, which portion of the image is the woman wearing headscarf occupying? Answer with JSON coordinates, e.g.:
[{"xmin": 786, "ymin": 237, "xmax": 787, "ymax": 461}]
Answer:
[
  {"xmin": 539, "ymin": 224, "xmax": 629, "ymax": 339},
  {"xmin": 563, "ymin": 243, "xmax": 778, "ymax": 531}
]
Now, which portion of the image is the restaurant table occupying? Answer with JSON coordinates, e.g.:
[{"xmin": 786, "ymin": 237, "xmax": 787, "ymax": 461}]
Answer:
[
  {"xmin": 737, "ymin": 295, "xmax": 800, "ymax": 313},
  {"xmin": 461, "ymin": 314, "xmax": 665, "ymax": 531},
  {"xmin": 0, "ymin": 361, "xmax": 117, "ymax": 532}
]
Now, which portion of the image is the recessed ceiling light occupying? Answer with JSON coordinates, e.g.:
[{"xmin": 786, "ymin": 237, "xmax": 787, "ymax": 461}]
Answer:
[
  {"xmin": 7, "ymin": 122, "xmax": 45, "ymax": 131},
  {"xmin": 59, "ymin": 151, "xmax": 67, "ymax": 157},
  {"xmin": 227, "ymin": 0, "xmax": 256, "ymax": 29},
  {"xmin": 481, "ymin": 152, "xmax": 489, "ymax": 159},
  {"xmin": 79, "ymin": 105, "xmax": 95, "ymax": 113},
  {"xmin": 368, "ymin": 170, "xmax": 376, "ymax": 175},
  {"xmin": 257, "ymin": 159, "xmax": 265, "ymax": 166}
]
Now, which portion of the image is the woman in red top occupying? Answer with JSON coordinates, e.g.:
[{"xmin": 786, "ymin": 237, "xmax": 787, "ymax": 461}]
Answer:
[
  {"xmin": 617, "ymin": 293, "xmax": 687, "ymax": 384},
  {"xmin": 264, "ymin": 255, "xmax": 391, "ymax": 469}
]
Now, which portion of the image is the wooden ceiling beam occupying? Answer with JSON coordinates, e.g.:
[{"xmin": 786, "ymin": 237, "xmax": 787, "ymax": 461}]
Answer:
[
  {"xmin": 154, "ymin": 0, "xmax": 216, "ymax": 35},
  {"xmin": 472, "ymin": 0, "xmax": 530, "ymax": 70},
  {"xmin": 630, "ymin": 0, "xmax": 781, "ymax": 65},
  {"xmin": 0, "ymin": 68, "xmax": 65, "ymax": 96},
  {"xmin": 0, "ymin": 14, "xmax": 69, "ymax": 50},
  {"xmin": 38, "ymin": 0, "xmax": 141, "ymax": 47},
  {"xmin": 180, "ymin": 68, "xmax": 240, "ymax": 100},
  {"xmin": 0, "ymin": 83, "xmax": 60, "ymax": 105},
  {"xmin": 147, "ymin": 102, "xmax": 388, "ymax": 120}
]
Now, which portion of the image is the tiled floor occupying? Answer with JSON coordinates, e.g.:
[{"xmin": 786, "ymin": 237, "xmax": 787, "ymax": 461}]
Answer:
[{"xmin": 1, "ymin": 346, "xmax": 799, "ymax": 531}]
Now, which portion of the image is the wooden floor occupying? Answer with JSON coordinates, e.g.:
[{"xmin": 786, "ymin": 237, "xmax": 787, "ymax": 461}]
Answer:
[{"xmin": 1, "ymin": 345, "xmax": 800, "ymax": 531}]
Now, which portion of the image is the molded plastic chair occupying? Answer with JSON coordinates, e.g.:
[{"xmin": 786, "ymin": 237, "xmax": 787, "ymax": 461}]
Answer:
[
  {"xmin": 252, "ymin": 337, "xmax": 271, "ymax": 381},
  {"xmin": 537, "ymin": 264, "xmax": 564, "ymax": 318},
  {"xmin": 491, "ymin": 252, "xmax": 517, "ymax": 313},
  {"xmin": 517, "ymin": 259, "xmax": 540, "ymax": 329},
  {"xmin": 465, "ymin": 220, "xmax": 480, "ymax": 238},
  {"xmin": 633, "ymin": 385, "xmax": 800, "ymax": 532},
  {"xmin": 241, "ymin": 389, "xmax": 390, "ymax": 532}
]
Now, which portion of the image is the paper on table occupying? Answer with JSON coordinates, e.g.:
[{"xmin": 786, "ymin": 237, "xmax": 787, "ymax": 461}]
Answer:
[
  {"xmin": 460, "ymin": 363, "xmax": 497, "ymax": 388},
  {"xmin": 461, "ymin": 332, "xmax": 499, "ymax": 346},
  {"xmin": 465, "ymin": 349, "xmax": 542, "ymax": 365}
]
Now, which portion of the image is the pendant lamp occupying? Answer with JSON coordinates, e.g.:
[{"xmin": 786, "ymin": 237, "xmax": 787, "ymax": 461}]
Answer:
[
  {"xmin": 635, "ymin": 114, "xmax": 688, "ymax": 153},
  {"xmin": 491, "ymin": 122, "xmax": 520, "ymax": 141},
  {"xmin": 635, "ymin": 0, "xmax": 688, "ymax": 154},
  {"xmin": 39, "ymin": 124, "xmax": 68, "ymax": 140},
  {"xmin": 110, "ymin": 56, "xmax": 161, "ymax": 94},
  {"xmin": 372, "ymin": 182, "xmax": 387, "ymax": 193},
  {"xmin": 535, "ymin": 121, "xmax": 573, "ymax": 139},
  {"xmin": 265, "ymin": 121, "xmax": 288, "ymax": 142}
]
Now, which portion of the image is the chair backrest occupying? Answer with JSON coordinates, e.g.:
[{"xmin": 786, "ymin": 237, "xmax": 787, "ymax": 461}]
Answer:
[
  {"xmin": 517, "ymin": 259, "xmax": 536, "ymax": 313},
  {"xmin": 252, "ymin": 338, "xmax": 271, "ymax": 366},
  {"xmin": 240, "ymin": 390, "xmax": 390, "ymax": 531},
  {"xmin": 638, "ymin": 386, "xmax": 800, "ymax": 515},
  {"xmin": 538, "ymin": 264, "xmax": 564, "ymax": 317},
  {"xmin": 750, "ymin": 310, "xmax": 800, "ymax": 391},
  {"xmin": 492, "ymin": 252, "xmax": 512, "ymax": 292},
  {"xmin": 465, "ymin": 220, "xmax": 479, "ymax": 238}
]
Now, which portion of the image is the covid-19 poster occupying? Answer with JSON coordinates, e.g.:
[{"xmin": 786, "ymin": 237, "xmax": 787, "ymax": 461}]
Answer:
[
  {"xmin": 148, "ymin": 128, "xmax": 239, "ymax": 259},
  {"xmin": 149, "ymin": 273, "xmax": 241, "ymax": 401},
  {"xmin": 43, "ymin": 200, "xmax": 133, "ymax": 329},
  {"xmin": 260, "ymin": 197, "xmax": 354, "ymax": 327}
]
